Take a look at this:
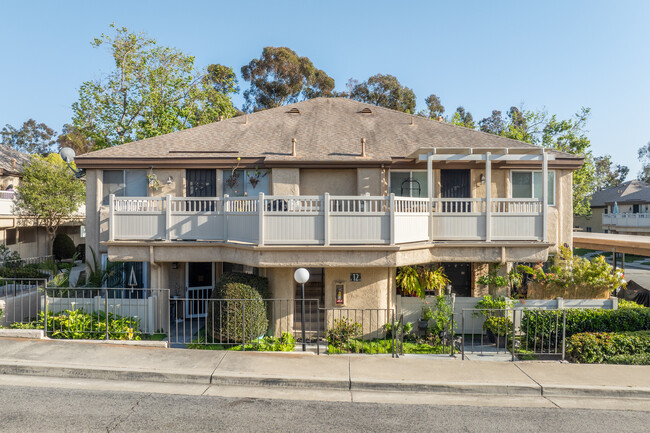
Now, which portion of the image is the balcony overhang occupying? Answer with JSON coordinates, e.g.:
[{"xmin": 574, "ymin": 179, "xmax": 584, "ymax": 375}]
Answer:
[{"xmin": 104, "ymin": 239, "xmax": 552, "ymax": 268}]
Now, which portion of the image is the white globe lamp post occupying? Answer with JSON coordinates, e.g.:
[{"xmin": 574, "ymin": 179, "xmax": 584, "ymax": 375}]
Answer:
[{"xmin": 294, "ymin": 268, "xmax": 310, "ymax": 351}]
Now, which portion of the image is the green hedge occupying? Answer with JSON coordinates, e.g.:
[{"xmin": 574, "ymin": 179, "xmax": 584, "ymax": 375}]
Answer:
[
  {"xmin": 566, "ymin": 331, "xmax": 650, "ymax": 364},
  {"xmin": 521, "ymin": 307, "xmax": 650, "ymax": 348},
  {"xmin": 205, "ymin": 272, "xmax": 269, "ymax": 344}
]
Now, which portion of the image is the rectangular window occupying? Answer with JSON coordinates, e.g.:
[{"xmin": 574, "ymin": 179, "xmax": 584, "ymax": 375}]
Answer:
[
  {"xmin": 223, "ymin": 169, "xmax": 270, "ymax": 197},
  {"xmin": 390, "ymin": 171, "xmax": 429, "ymax": 198},
  {"xmin": 511, "ymin": 171, "xmax": 555, "ymax": 205},
  {"xmin": 102, "ymin": 170, "xmax": 147, "ymax": 204}
]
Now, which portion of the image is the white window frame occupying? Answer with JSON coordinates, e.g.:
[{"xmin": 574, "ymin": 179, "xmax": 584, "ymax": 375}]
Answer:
[
  {"xmin": 389, "ymin": 170, "xmax": 430, "ymax": 198},
  {"xmin": 510, "ymin": 170, "xmax": 556, "ymax": 206}
]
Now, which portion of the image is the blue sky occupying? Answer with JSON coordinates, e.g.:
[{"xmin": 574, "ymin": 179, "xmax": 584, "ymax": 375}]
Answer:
[{"xmin": 1, "ymin": 1, "xmax": 648, "ymax": 177}]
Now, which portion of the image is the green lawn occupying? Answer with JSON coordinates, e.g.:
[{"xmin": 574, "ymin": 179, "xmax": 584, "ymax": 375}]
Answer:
[{"xmin": 573, "ymin": 248, "xmax": 597, "ymax": 256}]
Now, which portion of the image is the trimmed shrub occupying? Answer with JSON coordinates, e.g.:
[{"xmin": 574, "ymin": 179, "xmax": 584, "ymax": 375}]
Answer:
[
  {"xmin": 566, "ymin": 331, "xmax": 650, "ymax": 364},
  {"xmin": 326, "ymin": 318, "xmax": 361, "ymax": 351},
  {"xmin": 521, "ymin": 307, "xmax": 650, "ymax": 348},
  {"xmin": 205, "ymin": 272, "xmax": 269, "ymax": 344},
  {"xmin": 53, "ymin": 233, "xmax": 75, "ymax": 260}
]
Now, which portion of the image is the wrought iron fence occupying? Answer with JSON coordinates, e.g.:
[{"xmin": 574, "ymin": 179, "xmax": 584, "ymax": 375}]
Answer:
[
  {"xmin": 459, "ymin": 308, "xmax": 566, "ymax": 361},
  {"xmin": 318, "ymin": 307, "xmax": 399, "ymax": 357},
  {"xmin": 168, "ymin": 297, "xmax": 323, "ymax": 352},
  {"xmin": 0, "ymin": 278, "xmax": 48, "ymax": 327}
]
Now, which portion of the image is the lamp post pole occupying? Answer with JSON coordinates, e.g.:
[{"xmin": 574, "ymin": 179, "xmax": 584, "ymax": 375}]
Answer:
[
  {"xmin": 294, "ymin": 268, "xmax": 310, "ymax": 352},
  {"xmin": 301, "ymin": 282, "xmax": 306, "ymax": 351}
]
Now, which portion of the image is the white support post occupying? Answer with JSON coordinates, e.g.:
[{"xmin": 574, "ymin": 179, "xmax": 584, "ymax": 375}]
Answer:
[
  {"xmin": 258, "ymin": 192, "xmax": 265, "ymax": 246},
  {"xmin": 324, "ymin": 192, "xmax": 330, "ymax": 246},
  {"xmin": 165, "ymin": 195, "xmax": 171, "ymax": 241},
  {"xmin": 108, "ymin": 194, "xmax": 115, "ymax": 241},
  {"xmin": 389, "ymin": 193, "xmax": 396, "ymax": 245},
  {"xmin": 427, "ymin": 153, "xmax": 433, "ymax": 243},
  {"xmin": 542, "ymin": 150, "xmax": 548, "ymax": 242},
  {"xmin": 223, "ymin": 194, "xmax": 229, "ymax": 242},
  {"xmin": 485, "ymin": 152, "xmax": 492, "ymax": 242}
]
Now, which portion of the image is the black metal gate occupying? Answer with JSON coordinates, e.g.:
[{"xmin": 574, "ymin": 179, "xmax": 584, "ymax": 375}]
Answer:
[{"xmin": 186, "ymin": 169, "xmax": 216, "ymax": 197}]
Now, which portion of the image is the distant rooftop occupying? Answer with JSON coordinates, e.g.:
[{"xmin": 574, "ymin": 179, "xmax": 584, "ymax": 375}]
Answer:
[
  {"xmin": 0, "ymin": 145, "xmax": 30, "ymax": 175},
  {"xmin": 590, "ymin": 180, "xmax": 650, "ymax": 207}
]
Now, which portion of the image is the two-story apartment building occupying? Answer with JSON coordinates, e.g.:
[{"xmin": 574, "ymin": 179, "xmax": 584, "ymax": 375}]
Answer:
[
  {"xmin": 575, "ymin": 180, "xmax": 650, "ymax": 235},
  {"xmin": 76, "ymin": 98, "xmax": 581, "ymax": 314},
  {"xmin": 1, "ymin": 146, "xmax": 85, "ymax": 259}
]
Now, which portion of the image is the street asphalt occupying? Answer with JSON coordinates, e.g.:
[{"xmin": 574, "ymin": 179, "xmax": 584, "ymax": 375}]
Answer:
[{"xmin": 1, "ymin": 382, "xmax": 649, "ymax": 432}]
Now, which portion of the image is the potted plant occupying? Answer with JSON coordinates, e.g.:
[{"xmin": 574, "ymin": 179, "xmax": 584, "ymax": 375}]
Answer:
[
  {"xmin": 248, "ymin": 167, "xmax": 268, "ymax": 189},
  {"xmin": 226, "ymin": 157, "xmax": 242, "ymax": 190},
  {"xmin": 146, "ymin": 171, "xmax": 162, "ymax": 191},
  {"xmin": 419, "ymin": 305, "xmax": 434, "ymax": 330}
]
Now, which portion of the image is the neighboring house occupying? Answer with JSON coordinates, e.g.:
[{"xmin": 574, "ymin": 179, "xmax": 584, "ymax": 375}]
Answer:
[
  {"xmin": 0, "ymin": 145, "xmax": 84, "ymax": 258},
  {"xmin": 76, "ymin": 98, "xmax": 581, "ymax": 315},
  {"xmin": 575, "ymin": 180, "xmax": 650, "ymax": 235}
]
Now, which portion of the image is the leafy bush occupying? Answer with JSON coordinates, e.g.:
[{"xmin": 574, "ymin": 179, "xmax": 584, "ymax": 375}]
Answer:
[
  {"xmin": 566, "ymin": 331, "xmax": 650, "ymax": 364},
  {"xmin": 397, "ymin": 266, "xmax": 449, "ymax": 299},
  {"xmin": 0, "ymin": 263, "xmax": 49, "ymax": 279},
  {"xmin": 10, "ymin": 310, "xmax": 141, "ymax": 340},
  {"xmin": 429, "ymin": 295, "xmax": 455, "ymax": 337},
  {"xmin": 205, "ymin": 272, "xmax": 269, "ymax": 343},
  {"xmin": 53, "ymin": 233, "xmax": 76, "ymax": 261},
  {"xmin": 384, "ymin": 321, "xmax": 413, "ymax": 338},
  {"xmin": 522, "ymin": 307, "xmax": 650, "ymax": 348},
  {"xmin": 473, "ymin": 295, "xmax": 513, "ymax": 317},
  {"xmin": 484, "ymin": 316, "xmax": 513, "ymax": 337},
  {"xmin": 326, "ymin": 318, "xmax": 361, "ymax": 350},
  {"xmin": 518, "ymin": 246, "xmax": 625, "ymax": 298},
  {"xmin": 618, "ymin": 299, "xmax": 646, "ymax": 309}
]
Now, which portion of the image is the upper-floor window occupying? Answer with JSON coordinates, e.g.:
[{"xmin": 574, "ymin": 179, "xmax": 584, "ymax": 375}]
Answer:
[
  {"xmin": 511, "ymin": 171, "xmax": 555, "ymax": 206},
  {"xmin": 223, "ymin": 169, "xmax": 270, "ymax": 197},
  {"xmin": 102, "ymin": 170, "xmax": 147, "ymax": 205},
  {"xmin": 389, "ymin": 170, "xmax": 428, "ymax": 198}
]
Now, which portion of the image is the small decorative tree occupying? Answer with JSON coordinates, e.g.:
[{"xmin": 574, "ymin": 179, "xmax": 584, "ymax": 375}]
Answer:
[{"xmin": 13, "ymin": 154, "xmax": 85, "ymax": 255}]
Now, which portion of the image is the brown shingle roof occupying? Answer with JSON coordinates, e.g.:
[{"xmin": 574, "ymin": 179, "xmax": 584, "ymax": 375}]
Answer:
[
  {"xmin": 0, "ymin": 145, "xmax": 31, "ymax": 175},
  {"xmin": 76, "ymin": 97, "xmax": 580, "ymax": 166}
]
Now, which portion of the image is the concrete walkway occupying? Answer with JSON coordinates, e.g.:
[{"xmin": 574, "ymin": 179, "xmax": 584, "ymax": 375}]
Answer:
[{"xmin": 1, "ymin": 338, "xmax": 649, "ymax": 399}]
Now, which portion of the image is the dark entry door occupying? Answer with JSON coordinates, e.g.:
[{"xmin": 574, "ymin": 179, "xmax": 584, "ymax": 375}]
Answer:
[
  {"xmin": 295, "ymin": 268, "xmax": 325, "ymax": 340},
  {"xmin": 442, "ymin": 263, "xmax": 471, "ymax": 297},
  {"xmin": 441, "ymin": 169, "xmax": 471, "ymax": 212},
  {"xmin": 633, "ymin": 204, "xmax": 640, "ymax": 213},
  {"xmin": 186, "ymin": 169, "xmax": 216, "ymax": 197}
]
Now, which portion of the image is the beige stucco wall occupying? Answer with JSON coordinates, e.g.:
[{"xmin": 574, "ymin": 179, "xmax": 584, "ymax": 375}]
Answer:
[
  {"xmin": 574, "ymin": 207, "xmax": 604, "ymax": 233},
  {"xmin": 300, "ymin": 169, "xmax": 357, "ymax": 196},
  {"xmin": 84, "ymin": 169, "xmax": 102, "ymax": 261},
  {"xmin": 0, "ymin": 175, "xmax": 20, "ymax": 190},
  {"xmin": 357, "ymin": 168, "xmax": 383, "ymax": 196},
  {"xmin": 323, "ymin": 267, "xmax": 395, "ymax": 310},
  {"xmin": 271, "ymin": 168, "xmax": 300, "ymax": 195},
  {"xmin": 149, "ymin": 169, "xmax": 185, "ymax": 197},
  {"xmin": 472, "ymin": 169, "xmax": 507, "ymax": 198}
]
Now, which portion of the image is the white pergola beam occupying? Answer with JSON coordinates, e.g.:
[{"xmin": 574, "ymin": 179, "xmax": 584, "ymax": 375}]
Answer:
[{"xmin": 417, "ymin": 153, "xmax": 555, "ymax": 162}]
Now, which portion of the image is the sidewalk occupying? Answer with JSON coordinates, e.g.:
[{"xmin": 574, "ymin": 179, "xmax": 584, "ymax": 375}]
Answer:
[{"xmin": 1, "ymin": 338, "xmax": 650, "ymax": 399}]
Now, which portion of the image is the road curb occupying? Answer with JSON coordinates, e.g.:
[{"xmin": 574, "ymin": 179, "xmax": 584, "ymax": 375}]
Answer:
[
  {"xmin": 542, "ymin": 384, "xmax": 650, "ymax": 399},
  {"xmin": 351, "ymin": 380, "xmax": 542, "ymax": 396},
  {"xmin": 0, "ymin": 329, "xmax": 44, "ymax": 339},
  {"xmin": 0, "ymin": 362, "xmax": 211, "ymax": 385},
  {"xmin": 211, "ymin": 373, "xmax": 350, "ymax": 390}
]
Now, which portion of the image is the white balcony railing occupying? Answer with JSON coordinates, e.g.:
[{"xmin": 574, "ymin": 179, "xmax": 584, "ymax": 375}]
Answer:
[
  {"xmin": 0, "ymin": 191, "xmax": 15, "ymax": 215},
  {"xmin": 603, "ymin": 212, "xmax": 650, "ymax": 229},
  {"xmin": 109, "ymin": 194, "xmax": 545, "ymax": 245}
]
